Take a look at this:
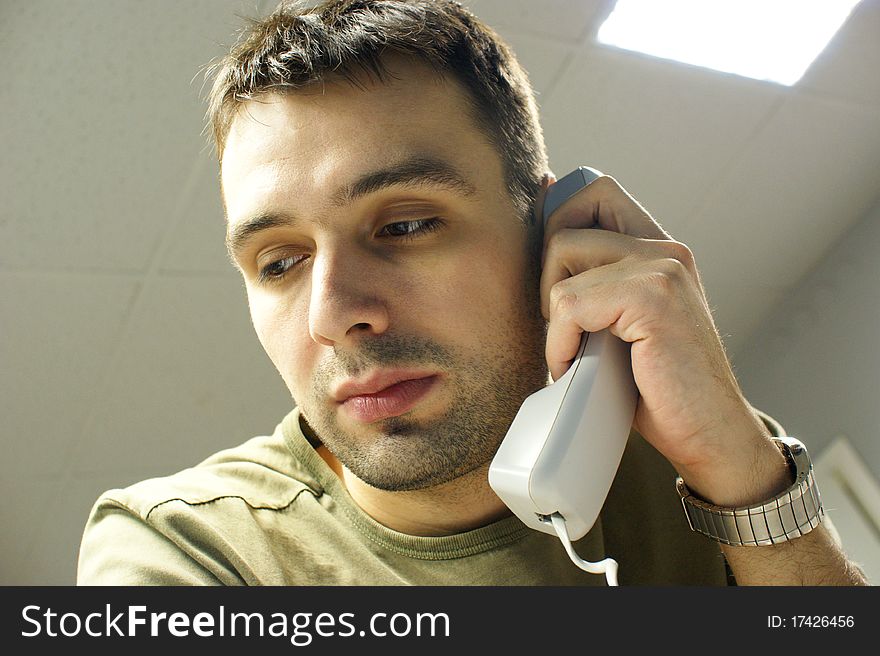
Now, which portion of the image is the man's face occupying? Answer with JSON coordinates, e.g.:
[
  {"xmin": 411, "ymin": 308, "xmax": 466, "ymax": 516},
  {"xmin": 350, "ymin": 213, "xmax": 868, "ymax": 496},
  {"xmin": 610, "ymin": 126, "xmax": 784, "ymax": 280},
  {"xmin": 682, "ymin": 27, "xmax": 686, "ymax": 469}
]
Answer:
[{"xmin": 221, "ymin": 59, "xmax": 548, "ymax": 491}]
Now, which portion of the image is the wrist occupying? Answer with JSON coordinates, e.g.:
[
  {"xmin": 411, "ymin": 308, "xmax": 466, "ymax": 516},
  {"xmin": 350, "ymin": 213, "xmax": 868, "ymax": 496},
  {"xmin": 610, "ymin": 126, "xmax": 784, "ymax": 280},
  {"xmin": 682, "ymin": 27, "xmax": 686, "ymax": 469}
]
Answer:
[
  {"xmin": 674, "ymin": 426, "xmax": 792, "ymax": 508},
  {"xmin": 677, "ymin": 437, "xmax": 825, "ymax": 548}
]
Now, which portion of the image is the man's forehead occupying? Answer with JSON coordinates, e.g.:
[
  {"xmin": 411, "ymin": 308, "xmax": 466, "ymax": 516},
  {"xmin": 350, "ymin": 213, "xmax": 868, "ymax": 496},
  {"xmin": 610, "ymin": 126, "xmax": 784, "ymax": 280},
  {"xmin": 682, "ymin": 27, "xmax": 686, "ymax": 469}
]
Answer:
[
  {"xmin": 219, "ymin": 70, "xmax": 500, "ymax": 227},
  {"xmin": 224, "ymin": 59, "xmax": 457, "ymax": 140},
  {"xmin": 223, "ymin": 79, "xmax": 462, "ymax": 169}
]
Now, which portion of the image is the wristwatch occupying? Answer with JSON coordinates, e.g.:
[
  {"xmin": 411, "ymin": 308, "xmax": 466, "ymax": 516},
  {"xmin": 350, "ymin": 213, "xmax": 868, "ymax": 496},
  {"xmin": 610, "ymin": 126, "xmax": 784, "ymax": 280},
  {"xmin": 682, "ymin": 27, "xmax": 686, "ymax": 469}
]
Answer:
[{"xmin": 676, "ymin": 437, "xmax": 824, "ymax": 546}]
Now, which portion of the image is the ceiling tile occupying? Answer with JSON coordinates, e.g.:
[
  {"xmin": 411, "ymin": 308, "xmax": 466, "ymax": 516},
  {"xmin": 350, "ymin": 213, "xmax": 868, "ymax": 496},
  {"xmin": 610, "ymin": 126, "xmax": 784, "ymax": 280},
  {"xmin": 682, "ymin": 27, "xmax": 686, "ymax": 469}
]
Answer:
[
  {"xmin": 464, "ymin": 0, "xmax": 607, "ymax": 43},
  {"xmin": 69, "ymin": 274, "xmax": 293, "ymax": 479},
  {"xmin": 0, "ymin": 273, "xmax": 140, "ymax": 477},
  {"xmin": 492, "ymin": 30, "xmax": 575, "ymax": 99},
  {"xmin": 680, "ymin": 92, "xmax": 880, "ymax": 293},
  {"xmin": 730, "ymin": 206, "xmax": 880, "ymax": 447},
  {"xmin": 797, "ymin": 0, "xmax": 880, "ymax": 108},
  {"xmin": 0, "ymin": 1, "xmax": 256, "ymax": 272},
  {"xmin": 18, "ymin": 474, "xmax": 136, "ymax": 585},
  {"xmin": 0, "ymin": 477, "xmax": 63, "ymax": 585},
  {"xmin": 158, "ymin": 153, "xmax": 233, "ymax": 274},
  {"xmin": 706, "ymin": 282, "xmax": 791, "ymax": 362},
  {"xmin": 540, "ymin": 45, "xmax": 785, "ymax": 232}
]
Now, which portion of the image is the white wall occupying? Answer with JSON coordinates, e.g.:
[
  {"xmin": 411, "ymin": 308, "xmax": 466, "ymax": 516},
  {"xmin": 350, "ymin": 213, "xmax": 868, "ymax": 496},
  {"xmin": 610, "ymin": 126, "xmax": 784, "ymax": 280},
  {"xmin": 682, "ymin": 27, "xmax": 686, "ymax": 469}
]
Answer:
[{"xmin": 733, "ymin": 198, "xmax": 880, "ymax": 475}]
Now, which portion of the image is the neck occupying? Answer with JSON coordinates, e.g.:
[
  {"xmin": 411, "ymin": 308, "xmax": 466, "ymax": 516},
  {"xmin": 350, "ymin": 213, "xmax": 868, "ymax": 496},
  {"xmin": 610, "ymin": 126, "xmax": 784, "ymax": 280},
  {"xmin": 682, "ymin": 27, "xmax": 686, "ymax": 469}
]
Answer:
[{"xmin": 317, "ymin": 446, "xmax": 511, "ymax": 536}]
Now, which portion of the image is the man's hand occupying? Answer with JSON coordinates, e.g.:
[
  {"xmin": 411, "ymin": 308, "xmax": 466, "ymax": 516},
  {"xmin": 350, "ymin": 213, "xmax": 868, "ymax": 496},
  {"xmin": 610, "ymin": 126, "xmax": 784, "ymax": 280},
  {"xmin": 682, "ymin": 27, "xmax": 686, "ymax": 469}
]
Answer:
[
  {"xmin": 536, "ymin": 172, "xmax": 867, "ymax": 586},
  {"xmin": 537, "ymin": 174, "xmax": 789, "ymax": 508}
]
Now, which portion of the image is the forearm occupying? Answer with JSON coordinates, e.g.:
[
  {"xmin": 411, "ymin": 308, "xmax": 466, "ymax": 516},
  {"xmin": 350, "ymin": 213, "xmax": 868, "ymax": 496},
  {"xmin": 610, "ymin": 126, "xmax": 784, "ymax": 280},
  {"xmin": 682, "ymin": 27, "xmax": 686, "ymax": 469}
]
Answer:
[
  {"xmin": 678, "ymin": 418, "xmax": 867, "ymax": 586},
  {"xmin": 721, "ymin": 524, "xmax": 868, "ymax": 586}
]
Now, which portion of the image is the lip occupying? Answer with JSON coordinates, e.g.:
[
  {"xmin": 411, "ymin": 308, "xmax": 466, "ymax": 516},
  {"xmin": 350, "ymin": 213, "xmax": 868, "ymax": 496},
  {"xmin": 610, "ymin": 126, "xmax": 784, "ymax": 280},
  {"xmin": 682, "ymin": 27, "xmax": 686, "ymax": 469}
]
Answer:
[
  {"xmin": 333, "ymin": 370, "xmax": 440, "ymax": 423},
  {"xmin": 332, "ymin": 369, "xmax": 440, "ymax": 403}
]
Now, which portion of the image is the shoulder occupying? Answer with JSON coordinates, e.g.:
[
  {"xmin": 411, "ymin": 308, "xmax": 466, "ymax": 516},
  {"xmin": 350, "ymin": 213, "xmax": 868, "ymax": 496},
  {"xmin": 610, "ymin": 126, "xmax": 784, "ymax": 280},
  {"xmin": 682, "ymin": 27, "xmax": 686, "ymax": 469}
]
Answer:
[
  {"xmin": 107, "ymin": 430, "xmax": 321, "ymax": 519},
  {"xmin": 77, "ymin": 422, "xmax": 322, "ymax": 585}
]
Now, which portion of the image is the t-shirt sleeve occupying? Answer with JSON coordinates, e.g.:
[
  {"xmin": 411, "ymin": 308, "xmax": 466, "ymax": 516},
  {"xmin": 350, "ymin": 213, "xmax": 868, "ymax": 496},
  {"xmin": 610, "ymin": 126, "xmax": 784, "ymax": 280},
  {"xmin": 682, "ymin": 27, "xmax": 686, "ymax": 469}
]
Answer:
[{"xmin": 76, "ymin": 494, "xmax": 221, "ymax": 586}]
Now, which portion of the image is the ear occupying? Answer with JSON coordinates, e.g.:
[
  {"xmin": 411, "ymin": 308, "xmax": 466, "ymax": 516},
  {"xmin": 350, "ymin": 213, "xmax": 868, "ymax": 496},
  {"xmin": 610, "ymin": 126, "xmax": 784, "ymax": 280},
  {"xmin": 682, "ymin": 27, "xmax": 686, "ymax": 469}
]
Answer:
[{"xmin": 533, "ymin": 171, "xmax": 557, "ymax": 226}]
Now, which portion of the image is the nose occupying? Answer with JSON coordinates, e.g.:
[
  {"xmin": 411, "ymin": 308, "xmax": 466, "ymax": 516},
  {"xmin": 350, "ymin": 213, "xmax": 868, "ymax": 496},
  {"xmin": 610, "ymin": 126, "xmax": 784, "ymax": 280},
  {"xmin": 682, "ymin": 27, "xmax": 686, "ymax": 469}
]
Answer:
[{"xmin": 307, "ymin": 246, "xmax": 391, "ymax": 346}]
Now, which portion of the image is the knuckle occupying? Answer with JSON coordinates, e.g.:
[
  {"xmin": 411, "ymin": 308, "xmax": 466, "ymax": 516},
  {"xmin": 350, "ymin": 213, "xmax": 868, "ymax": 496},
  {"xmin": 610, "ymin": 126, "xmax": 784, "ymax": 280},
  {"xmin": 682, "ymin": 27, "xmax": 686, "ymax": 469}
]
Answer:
[
  {"xmin": 594, "ymin": 174, "xmax": 620, "ymax": 191},
  {"xmin": 657, "ymin": 255, "xmax": 688, "ymax": 280},
  {"xmin": 549, "ymin": 280, "xmax": 578, "ymax": 315},
  {"xmin": 666, "ymin": 240, "xmax": 695, "ymax": 268},
  {"xmin": 643, "ymin": 258, "xmax": 686, "ymax": 296}
]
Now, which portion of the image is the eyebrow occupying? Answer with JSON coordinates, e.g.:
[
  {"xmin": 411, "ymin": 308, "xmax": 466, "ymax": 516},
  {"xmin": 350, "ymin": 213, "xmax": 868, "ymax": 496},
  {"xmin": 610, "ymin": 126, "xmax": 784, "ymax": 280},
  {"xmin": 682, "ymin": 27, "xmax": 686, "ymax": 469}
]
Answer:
[{"xmin": 225, "ymin": 156, "xmax": 477, "ymax": 263}]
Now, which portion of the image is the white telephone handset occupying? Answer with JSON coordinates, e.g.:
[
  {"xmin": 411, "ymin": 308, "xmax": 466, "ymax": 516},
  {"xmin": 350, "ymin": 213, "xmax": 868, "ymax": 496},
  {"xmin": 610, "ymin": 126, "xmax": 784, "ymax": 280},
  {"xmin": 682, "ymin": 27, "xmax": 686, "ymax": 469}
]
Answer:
[{"xmin": 488, "ymin": 167, "xmax": 639, "ymax": 585}]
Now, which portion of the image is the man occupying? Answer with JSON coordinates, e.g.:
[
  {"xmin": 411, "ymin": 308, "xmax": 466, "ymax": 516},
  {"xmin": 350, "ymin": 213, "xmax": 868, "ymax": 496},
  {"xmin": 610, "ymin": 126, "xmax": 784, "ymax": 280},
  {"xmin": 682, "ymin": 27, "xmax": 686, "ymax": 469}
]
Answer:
[{"xmin": 78, "ymin": 0, "xmax": 865, "ymax": 585}]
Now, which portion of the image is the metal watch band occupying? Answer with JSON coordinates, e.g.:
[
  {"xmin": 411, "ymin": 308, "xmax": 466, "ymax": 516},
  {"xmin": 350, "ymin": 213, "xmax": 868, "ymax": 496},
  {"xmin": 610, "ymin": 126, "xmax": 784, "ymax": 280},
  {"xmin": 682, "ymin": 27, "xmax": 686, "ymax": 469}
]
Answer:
[{"xmin": 676, "ymin": 437, "xmax": 824, "ymax": 546}]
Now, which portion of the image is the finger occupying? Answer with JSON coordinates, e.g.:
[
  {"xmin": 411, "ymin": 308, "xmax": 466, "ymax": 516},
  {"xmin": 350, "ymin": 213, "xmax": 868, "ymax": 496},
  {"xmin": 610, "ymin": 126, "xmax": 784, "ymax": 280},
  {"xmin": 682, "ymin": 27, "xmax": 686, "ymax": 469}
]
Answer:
[
  {"xmin": 541, "ymin": 229, "xmax": 635, "ymax": 319},
  {"xmin": 540, "ymin": 229, "xmax": 696, "ymax": 319},
  {"xmin": 543, "ymin": 175, "xmax": 672, "ymax": 258},
  {"xmin": 543, "ymin": 267, "xmax": 631, "ymax": 381}
]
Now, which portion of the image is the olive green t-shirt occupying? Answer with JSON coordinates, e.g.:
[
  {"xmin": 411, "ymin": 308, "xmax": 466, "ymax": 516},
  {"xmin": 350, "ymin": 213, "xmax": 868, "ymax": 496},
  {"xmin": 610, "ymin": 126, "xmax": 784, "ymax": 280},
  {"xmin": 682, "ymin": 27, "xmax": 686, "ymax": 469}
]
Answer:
[{"xmin": 76, "ymin": 407, "xmax": 784, "ymax": 586}]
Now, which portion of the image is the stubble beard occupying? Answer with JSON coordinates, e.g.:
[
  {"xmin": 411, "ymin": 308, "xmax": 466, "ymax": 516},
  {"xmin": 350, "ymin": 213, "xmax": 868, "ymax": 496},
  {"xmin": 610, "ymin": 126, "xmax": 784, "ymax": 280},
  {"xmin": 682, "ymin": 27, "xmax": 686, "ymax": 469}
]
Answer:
[{"xmin": 297, "ymin": 308, "xmax": 548, "ymax": 492}]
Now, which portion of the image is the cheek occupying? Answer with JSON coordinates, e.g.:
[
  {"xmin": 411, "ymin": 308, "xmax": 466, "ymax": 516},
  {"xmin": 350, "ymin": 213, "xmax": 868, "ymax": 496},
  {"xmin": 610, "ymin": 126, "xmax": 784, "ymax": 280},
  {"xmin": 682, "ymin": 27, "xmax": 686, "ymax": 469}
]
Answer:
[
  {"xmin": 247, "ymin": 289, "xmax": 311, "ymax": 389},
  {"xmin": 430, "ymin": 244, "xmax": 533, "ymax": 341}
]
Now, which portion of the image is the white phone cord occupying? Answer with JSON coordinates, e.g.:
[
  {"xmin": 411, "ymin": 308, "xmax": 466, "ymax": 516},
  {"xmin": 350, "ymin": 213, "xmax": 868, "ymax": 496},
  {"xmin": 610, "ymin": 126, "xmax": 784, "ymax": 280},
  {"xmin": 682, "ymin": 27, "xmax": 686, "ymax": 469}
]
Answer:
[{"xmin": 550, "ymin": 513, "xmax": 619, "ymax": 587}]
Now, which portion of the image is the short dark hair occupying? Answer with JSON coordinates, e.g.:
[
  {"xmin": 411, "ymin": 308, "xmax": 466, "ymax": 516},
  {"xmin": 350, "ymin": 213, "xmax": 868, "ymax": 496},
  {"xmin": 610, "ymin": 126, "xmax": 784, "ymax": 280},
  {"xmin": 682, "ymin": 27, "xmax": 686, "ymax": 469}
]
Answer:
[{"xmin": 205, "ymin": 0, "xmax": 548, "ymax": 224}]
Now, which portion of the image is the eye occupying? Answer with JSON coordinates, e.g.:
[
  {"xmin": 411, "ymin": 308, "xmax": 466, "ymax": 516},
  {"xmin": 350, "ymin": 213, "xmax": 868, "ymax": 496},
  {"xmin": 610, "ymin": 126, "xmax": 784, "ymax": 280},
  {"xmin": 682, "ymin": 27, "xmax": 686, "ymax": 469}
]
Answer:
[
  {"xmin": 257, "ymin": 254, "xmax": 307, "ymax": 285},
  {"xmin": 379, "ymin": 217, "xmax": 444, "ymax": 239}
]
